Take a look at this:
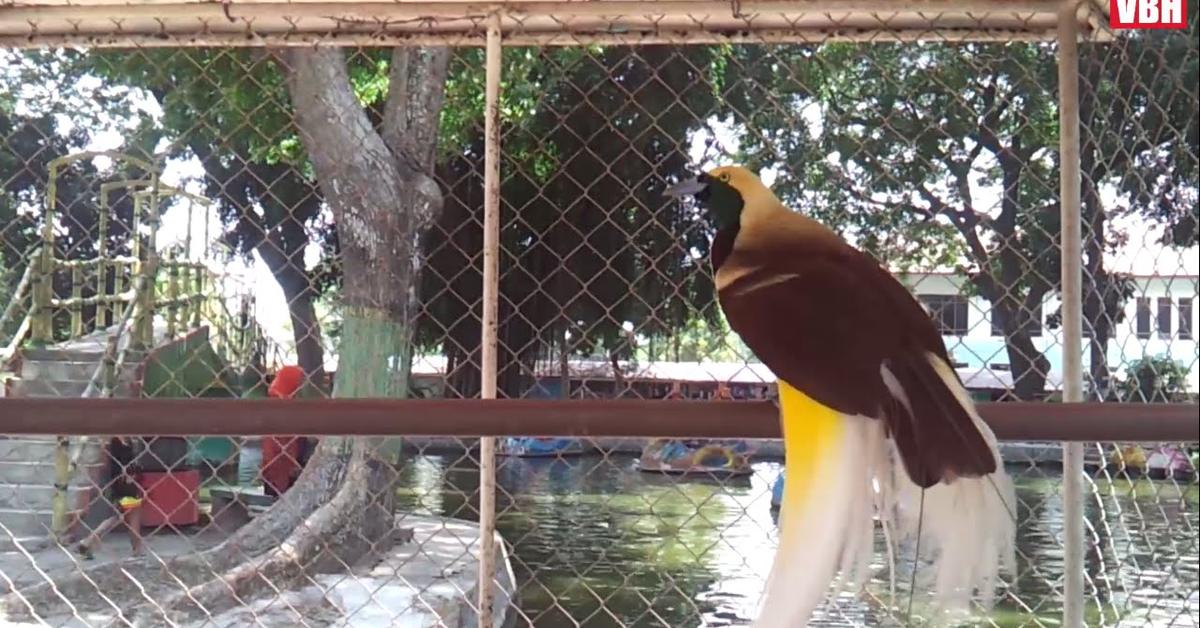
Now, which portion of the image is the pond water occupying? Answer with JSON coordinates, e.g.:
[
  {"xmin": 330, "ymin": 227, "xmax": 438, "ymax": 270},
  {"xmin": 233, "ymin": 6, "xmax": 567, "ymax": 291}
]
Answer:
[{"xmin": 393, "ymin": 451, "xmax": 1199, "ymax": 627}]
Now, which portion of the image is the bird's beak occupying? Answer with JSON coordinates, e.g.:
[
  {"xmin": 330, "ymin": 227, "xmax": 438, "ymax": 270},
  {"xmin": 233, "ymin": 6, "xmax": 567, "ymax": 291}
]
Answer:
[{"xmin": 662, "ymin": 176, "xmax": 708, "ymax": 198}]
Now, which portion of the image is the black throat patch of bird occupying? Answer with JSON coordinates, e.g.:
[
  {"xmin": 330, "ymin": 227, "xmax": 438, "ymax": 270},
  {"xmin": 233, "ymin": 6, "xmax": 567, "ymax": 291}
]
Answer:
[
  {"xmin": 695, "ymin": 172, "xmax": 745, "ymax": 231},
  {"xmin": 663, "ymin": 171, "xmax": 745, "ymax": 228},
  {"xmin": 662, "ymin": 168, "xmax": 752, "ymax": 270}
]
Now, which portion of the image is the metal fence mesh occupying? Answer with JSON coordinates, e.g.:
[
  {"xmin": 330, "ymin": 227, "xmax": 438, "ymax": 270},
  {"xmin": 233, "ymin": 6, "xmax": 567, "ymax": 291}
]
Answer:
[{"xmin": 1, "ymin": 3, "xmax": 1197, "ymax": 627}]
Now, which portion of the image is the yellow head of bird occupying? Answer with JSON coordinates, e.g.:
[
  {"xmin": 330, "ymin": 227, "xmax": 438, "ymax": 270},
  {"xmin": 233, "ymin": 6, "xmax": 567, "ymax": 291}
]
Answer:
[{"xmin": 662, "ymin": 165, "xmax": 775, "ymax": 230}]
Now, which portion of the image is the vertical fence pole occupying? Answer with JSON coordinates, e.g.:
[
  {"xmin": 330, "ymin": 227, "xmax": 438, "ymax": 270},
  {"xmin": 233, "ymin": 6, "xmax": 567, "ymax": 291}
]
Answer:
[
  {"xmin": 192, "ymin": 265, "xmax": 204, "ymax": 329},
  {"xmin": 166, "ymin": 252, "xmax": 179, "ymax": 338},
  {"xmin": 97, "ymin": 203, "xmax": 109, "ymax": 327},
  {"xmin": 478, "ymin": 11, "xmax": 503, "ymax": 628},
  {"xmin": 134, "ymin": 181, "xmax": 160, "ymax": 349},
  {"xmin": 1057, "ymin": 3, "xmax": 1085, "ymax": 627},
  {"xmin": 70, "ymin": 265, "xmax": 84, "ymax": 337},
  {"xmin": 31, "ymin": 164, "xmax": 60, "ymax": 345}
]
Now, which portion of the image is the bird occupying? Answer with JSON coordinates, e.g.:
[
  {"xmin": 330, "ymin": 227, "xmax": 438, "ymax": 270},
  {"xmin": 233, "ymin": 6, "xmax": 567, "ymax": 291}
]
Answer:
[{"xmin": 664, "ymin": 166, "xmax": 1016, "ymax": 627}]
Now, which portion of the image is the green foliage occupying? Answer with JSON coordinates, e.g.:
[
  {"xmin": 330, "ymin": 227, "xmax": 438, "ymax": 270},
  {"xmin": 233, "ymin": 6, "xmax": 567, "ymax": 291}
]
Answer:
[
  {"xmin": 638, "ymin": 315, "xmax": 753, "ymax": 364},
  {"xmin": 732, "ymin": 42, "xmax": 1060, "ymax": 262},
  {"xmin": 1116, "ymin": 355, "xmax": 1191, "ymax": 403},
  {"xmin": 722, "ymin": 36, "xmax": 1196, "ymax": 398},
  {"xmin": 1085, "ymin": 14, "xmax": 1200, "ymax": 247},
  {"xmin": 421, "ymin": 45, "xmax": 730, "ymax": 395}
]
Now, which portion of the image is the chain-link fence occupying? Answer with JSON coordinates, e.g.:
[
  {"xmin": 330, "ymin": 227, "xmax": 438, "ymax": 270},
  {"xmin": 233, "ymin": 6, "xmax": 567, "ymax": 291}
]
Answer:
[{"xmin": 1, "ymin": 1, "xmax": 1197, "ymax": 627}]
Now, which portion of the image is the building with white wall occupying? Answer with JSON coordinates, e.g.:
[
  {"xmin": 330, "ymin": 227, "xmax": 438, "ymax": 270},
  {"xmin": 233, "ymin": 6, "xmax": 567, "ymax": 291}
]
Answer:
[{"xmin": 898, "ymin": 272, "xmax": 1199, "ymax": 394}]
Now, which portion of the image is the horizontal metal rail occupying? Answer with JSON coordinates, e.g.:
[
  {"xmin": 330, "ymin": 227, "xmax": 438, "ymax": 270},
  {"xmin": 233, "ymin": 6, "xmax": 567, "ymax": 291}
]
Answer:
[
  {"xmin": 53, "ymin": 256, "xmax": 138, "ymax": 269},
  {"xmin": 0, "ymin": 0, "xmax": 1113, "ymax": 47},
  {"xmin": 0, "ymin": 399, "xmax": 1195, "ymax": 441},
  {"xmin": 49, "ymin": 290, "xmax": 136, "ymax": 308}
]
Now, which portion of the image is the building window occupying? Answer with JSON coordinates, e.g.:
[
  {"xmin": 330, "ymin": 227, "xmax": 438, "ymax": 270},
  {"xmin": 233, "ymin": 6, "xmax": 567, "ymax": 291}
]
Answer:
[
  {"xmin": 1180, "ymin": 298, "xmax": 1193, "ymax": 340},
  {"xmin": 990, "ymin": 303, "xmax": 1043, "ymax": 337},
  {"xmin": 1157, "ymin": 297, "xmax": 1172, "ymax": 338},
  {"xmin": 1136, "ymin": 297, "xmax": 1151, "ymax": 339},
  {"xmin": 919, "ymin": 294, "xmax": 969, "ymax": 336}
]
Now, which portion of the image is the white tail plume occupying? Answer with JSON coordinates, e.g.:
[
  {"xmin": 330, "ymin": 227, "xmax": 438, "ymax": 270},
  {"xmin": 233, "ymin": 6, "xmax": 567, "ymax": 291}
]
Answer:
[{"xmin": 755, "ymin": 367, "xmax": 1016, "ymax": 627}]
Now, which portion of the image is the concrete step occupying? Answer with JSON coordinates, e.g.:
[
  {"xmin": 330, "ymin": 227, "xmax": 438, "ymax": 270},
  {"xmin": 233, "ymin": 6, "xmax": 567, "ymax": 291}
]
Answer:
[
  {"xmin": 0, "ymin": 438, "xmax": 103, "ymax": 462},
  {"xmin": 0, "ymin": 534, "xmax": 52, "ymax": 553},
  {"xmin": 5, "ymin": 378, "xmax": 135, "ymax": 398},
  {"xmin": 0, "ymin": 438, "xmax": 190, "ymax": 471},
  {"xmin": 0, "ymin": 438, "xmax": 103, "ymax": 463},
  {"xmin": 18, "ymin": 347, "xmax": 145, "ymax": 364},
  {"xmin": 17, "ymin": 359, "xmax": 140, "ymax": 383},
  {"xmin": 0, "ymin": 460, "xmax": 102, "ymax": 484},
  {"xmin": 0, "ymin": 483, "xmax": 89, "ymax": 510},
  {"xmin": 0, "ymin": 508, "xmax": 55, "ymax": 538}
]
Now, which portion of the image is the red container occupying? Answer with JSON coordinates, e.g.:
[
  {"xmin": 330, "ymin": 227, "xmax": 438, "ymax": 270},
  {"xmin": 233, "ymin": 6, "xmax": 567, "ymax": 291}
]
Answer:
[{"xmin": 136, "ymin": 469, "xmax": 200, "ymax": 528}]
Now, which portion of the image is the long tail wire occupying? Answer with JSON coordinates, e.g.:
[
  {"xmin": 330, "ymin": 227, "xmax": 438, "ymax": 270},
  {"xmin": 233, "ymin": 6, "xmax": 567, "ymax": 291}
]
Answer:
[{"xmin": 906, "ymin": 488, "xmax": 926, "ymax": 626}]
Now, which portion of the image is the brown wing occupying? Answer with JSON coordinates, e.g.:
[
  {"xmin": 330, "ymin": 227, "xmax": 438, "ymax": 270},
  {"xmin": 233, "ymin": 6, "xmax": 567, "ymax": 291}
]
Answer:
[{"xmin": 717, "ymin": 237, "xmax": 996, "ymax": 487}]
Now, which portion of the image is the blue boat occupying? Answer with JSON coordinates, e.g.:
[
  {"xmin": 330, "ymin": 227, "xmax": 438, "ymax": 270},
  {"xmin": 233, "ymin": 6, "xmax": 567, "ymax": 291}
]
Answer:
[
  {"xmin": 770, "ymin": 471, "xmax": 785, "ymax": 510},
  {"xmin": 497, "ymin": 437, "xmax": 592, "ymax": 457}
]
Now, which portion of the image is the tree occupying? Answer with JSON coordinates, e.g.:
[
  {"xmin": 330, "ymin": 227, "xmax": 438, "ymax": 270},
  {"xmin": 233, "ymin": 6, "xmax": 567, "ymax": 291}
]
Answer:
[
  {"xmin": 727, "ymin": 36, "xmax": 1197, "ymax": 400},
  {"xmin": 65, "ymin": 45, "xmax": 725, "ymax": 401},
  {"xmin": 59, "ymin": 49, "xmax": 337, "ymax": 381},
  {"xmin": 1075, "ymin": 18, "xmax": 1198, "ymax": 396},
  {"xmin": 1115, "ymin": 356, "xmax": 1190, "ymax": 403},
  {"xmin": 2, "ymin": 46, "xmax": 451, "ymax": 622},
  {"xmin": 144, "ymin": 46, "xmax": 451, "ymax": 619},
  {"xmin": 733, "ymin": 43, "xmax": 1060, "ymax": 399},
  {"xmin": 0, "ymin": 101, "xmax": 53, "ymax": 324},
  {"xmin": 420, "ymin": 46, "xmax": 728, "ymax": 399}
]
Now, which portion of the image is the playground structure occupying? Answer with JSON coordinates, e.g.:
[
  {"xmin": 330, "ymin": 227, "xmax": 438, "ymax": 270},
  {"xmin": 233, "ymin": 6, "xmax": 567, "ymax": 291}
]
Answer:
[{"xmin": 0, "ymin": 151, "xmax": 276, "ymax": 548}]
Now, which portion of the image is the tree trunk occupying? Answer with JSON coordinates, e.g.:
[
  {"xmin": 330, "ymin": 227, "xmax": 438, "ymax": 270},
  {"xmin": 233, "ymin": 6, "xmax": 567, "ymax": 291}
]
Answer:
[
  {"xmin": 992, "ymin": 298, "xmax": 1052, "ymax": 400},
  {"xmin": 254, "ymin": 222, "xmax": 327, "ymax": 380},
  {"xmin": 1, "ymin": 46, "xmax": 454, "ymax": 623},
  {"xmin": 1003, "ymin": 323, "xmax": 1052, "ymax": 401},
  {"xmin": 187, "ymin": 138, "xmax": 330, "ymax": 386},
  {"xmin": 141, "ymin": 46, "xmax": 449, "ymax": 621},
  {"xmin": 971, "ymin": 270, "xmax": 1050, "ymax": 401},
  {"xmin": 1079, "ymin": 44, "xmax": 1116, "ymax": 401}
]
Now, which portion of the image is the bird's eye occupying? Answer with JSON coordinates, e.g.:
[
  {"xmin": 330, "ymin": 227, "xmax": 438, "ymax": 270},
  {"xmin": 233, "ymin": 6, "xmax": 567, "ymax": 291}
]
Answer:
[{"xmin": 719, "ymin": 173, "xmax": 731, "ymax": 182}]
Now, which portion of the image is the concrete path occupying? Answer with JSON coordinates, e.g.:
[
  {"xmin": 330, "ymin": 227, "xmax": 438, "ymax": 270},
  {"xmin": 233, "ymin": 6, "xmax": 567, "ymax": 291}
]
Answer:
[{"xmin": 0, "ymin": 514, "xmax": 514, "ymax": 628}]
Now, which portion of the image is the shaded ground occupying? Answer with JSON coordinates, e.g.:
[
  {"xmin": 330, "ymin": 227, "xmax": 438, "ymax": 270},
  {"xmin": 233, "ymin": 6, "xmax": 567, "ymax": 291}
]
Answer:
[{"xmin": 1, "ymin": 514, "xmax": 513, "ymax": 627}]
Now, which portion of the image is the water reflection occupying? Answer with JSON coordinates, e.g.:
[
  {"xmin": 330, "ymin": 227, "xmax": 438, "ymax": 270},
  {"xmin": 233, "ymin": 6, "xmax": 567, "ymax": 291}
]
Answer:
[{"xmin": 393, "ymin": 453, "xmax": 1199, "ymax": 627}]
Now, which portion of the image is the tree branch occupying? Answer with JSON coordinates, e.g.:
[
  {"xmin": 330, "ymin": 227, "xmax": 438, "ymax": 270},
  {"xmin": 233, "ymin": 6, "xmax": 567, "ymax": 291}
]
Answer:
[
  {"xmin": 382, "ymin": 47, "xmax": 452, "ymax": 173},
  {"xmin": 285, "ymin": 48, "xmax": 399, "ymax": 189},
  {"xmin": 828, "ymin": 166, "xmax": 917, "ymax": 216},
  {"xmin": 949, "ymin": 162, "xmax": 977, "ymax": 218},
  {"xmin": 917, "ymin": 184, "xmax": 991, "ymax": 268},
  {"xmin": 283, "ymin": 48, "xmax": 410, "ymax": 268},
  {"xmin": 971, "ymin": 79, "xmax": 1013, "ymax": 159}
]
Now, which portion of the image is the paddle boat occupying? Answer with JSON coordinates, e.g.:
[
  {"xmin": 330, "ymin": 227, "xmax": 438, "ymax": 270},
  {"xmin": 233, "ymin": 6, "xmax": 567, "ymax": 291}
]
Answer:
[
  {"xmin": 1092, "ymin": 444, "xmax": 1196, "ymax": 481},
  {"xmin": 636, "ymin": 438, "xmax": 754, "ymax": 476},
  {"xmin": 637, "ymin": 382, "xmax": 756, "ymax": 476},
  {"xmin": 1145, "ymin": 445, "xmax": 1197, "ymax": 481},
  {"xmin": 497, "ymin": 437, "xmax": 593, "ymax": 458},
  {"xmin": 1107, "ymin": 444, "xmax": 1149, "ymax": 473}
]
